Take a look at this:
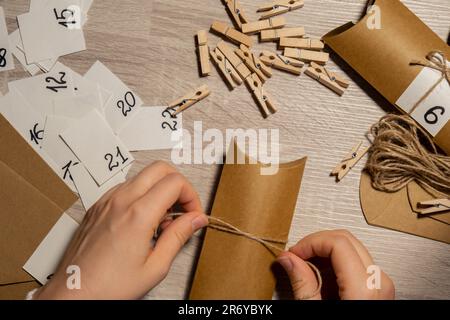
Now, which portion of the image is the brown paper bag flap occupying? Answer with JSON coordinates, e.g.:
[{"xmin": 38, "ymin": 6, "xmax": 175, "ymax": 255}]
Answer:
[
  {"xmin": 0, "ymin": 281, "xmax": 41, "ymax": 300},
  {"xmin": 360, "ymin": 172, "xmax": 450, "ymax": 244},
  {"xmin": 190, "ymin": 145, "xmax": 307, "ymax": 299}
]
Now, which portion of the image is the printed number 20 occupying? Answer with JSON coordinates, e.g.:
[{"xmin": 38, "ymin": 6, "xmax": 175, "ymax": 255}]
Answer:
[{"xmin": 105, "ymin": 146, "xmax": 128, "ymax": 171}]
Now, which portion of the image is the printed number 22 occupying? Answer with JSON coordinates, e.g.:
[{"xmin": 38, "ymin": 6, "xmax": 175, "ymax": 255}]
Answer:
[{"xmin": 104, "ymin": 146, "xmax": 129, "ymax": 172}]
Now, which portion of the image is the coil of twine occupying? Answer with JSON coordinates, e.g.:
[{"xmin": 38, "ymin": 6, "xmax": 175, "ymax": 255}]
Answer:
[{"xmin": 366, "ymin": 114, "xmax": 450, "ymax": 194}]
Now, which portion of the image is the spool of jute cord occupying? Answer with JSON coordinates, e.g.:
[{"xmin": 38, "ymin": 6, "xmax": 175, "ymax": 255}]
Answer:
[
  {"xmin": 366, "ymin": 114, "xmax": 450, "ymax": 194},
  {"xmin": 162, "ymin": 213, "xmax": 322, "ymax": 300}
]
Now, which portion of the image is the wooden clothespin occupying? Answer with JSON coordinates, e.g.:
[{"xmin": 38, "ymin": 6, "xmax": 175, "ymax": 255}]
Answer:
[
  {"xmin": 217, "ymin": 41, "xmax": 251, "ymax": 81},
  {"xmin": 168, "ymin": 85, "xmax": 210, "ymax": 116},
  {"xmin": 331, "ymin": 141, "xmax": 369, "ymax": 181},
  {"xmin": 417, "ymin": 199, "xmax": 450, "ymax": 215},
  {"xmin": 304, "ymin": 62, "xmax": 350, "ymax": 96},
  {"xmin": 210, "ymin": 47, "xmax": 242, "ymax": 89},
  {"xmin": 279, "ymin": 38, "xmax": 324, "ymax": 51},
  {"xmin": 284, "ymin": 47, "xmax": 329, "ymax": 65},
  {"xmin": 257, "ymin": 0, "xmax": 304, "ymax": 19},
  {"xmin": 211, "ymin": 21, "xmax": 253, "ymax": 48},
  {"xmin": 223, "ymin": 0, "xmax": 248, "ymax": 30},
  {"xmin": 235, "ymin": 45, "xmax": 272, "ymax": 83},
  {"xmin": 241, "ymin": 16, "xmax": 285, "ymax": 35},
  {"xmin": 245, "ymin": 73, "xmax": 277, "ymax": 118},
  {"xmin": 259, "ymin": 50, "xmax": 303, "ymax": 75},
  {"xmin": 197, "ymin": 30, "xmax": 211, "ymax": 76},
  {"xmin": 260, "ymin": 26, "xmax": 305, "ymax": 42}
]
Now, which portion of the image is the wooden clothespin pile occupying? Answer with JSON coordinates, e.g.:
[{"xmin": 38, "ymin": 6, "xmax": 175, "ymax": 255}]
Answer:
[{"xmin": 188, "ymin": 0, "xmax": 350, "ymax": 118}]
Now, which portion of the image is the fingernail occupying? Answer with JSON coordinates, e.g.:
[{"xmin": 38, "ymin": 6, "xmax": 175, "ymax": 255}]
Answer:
[
  {"xmin": 192, "ymin": 215, "xmax": 208, "ymax": 231},
  {"xmin": 277, "ymin": 256, "xmax": 293, "ymax": 272}
]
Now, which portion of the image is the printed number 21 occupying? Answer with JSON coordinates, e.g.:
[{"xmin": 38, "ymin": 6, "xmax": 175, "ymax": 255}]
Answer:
[{"xmin": 105, "ymin": 146, "xmax": 128, "ymax": 172}]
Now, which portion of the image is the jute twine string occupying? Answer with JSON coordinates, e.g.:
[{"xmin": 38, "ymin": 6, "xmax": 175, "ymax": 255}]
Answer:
[
  {"xmin": 409, "ymin": 51, "xmax": 449, "ymax": 114},
  {"xmin": 366, "ymin": 114, "xmax": 450, "ymax": 194},
  {"xmin": 163, "ymin": 213, "xmax": 322, "ymax": 300}
]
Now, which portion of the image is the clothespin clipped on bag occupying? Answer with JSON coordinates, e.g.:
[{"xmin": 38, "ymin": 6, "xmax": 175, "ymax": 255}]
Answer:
[
  {"xmin": 305, "ymin": 62, "xmax": 350, "ymax": 96},
  {"xmin": 257, "ymin": 0, "xmax": 304, "ymax": 19},
  {"xmin": 168, "ymin": 85, "xmax": 211, "ymax": 116},
  {"xmin": 210, "ymin": 47, "xmax": 242, "ymax": 89},
  {"xmin": 331, "ymin": 141, "xmax": 369, "ymax": 181},
  {"xmin": 241, "ymin": 16, "xmax": 285, "ymax": 35},
  {"xmin": 417, "ymin": 199, "xmax": 450, "ymax": 215},
  {"xmin": 284, "ymin": 47, "xmax": 329, "ymax": 65},
  {"xmin": 211, "ymin": 21, "xmax": 253, "ymax": 48},
  {"xmin": 245, "ymin": 73, "xmax": 277, "ymax": 118},
  {"xmin": 223, "ymin": 0, "xmax": 249, "ymax": 30},
  {"xmin": 259, "ymin": 50, "xmax": 303, "ymax": 75},
  {"xmin": 279, "ymin": 38, "xmax": 324, "ymax": 51},
  {"xmin": 235, "ymin": 44, "xmax": 272, "ymax": 83},
  {"xmin": 197, "ymin": 30, "xmax": 211, "ymax": 76}
]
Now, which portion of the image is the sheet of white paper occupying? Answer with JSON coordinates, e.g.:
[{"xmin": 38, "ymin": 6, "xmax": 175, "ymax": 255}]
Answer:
[
  {"xmin": 0, "ymin": 89, "xmax": 46, "ymax": 151},
  {"xmin": 119, "ymin": 106, "xmax": 183, "ymax": 151},
  {"xmin": 0, "ymin": 7, "xmax": 15, "ymax": 72},
  {"xmin": 9, "ymin": 30, "xmax": 40, "ymax": 75},
  {"xmin": 71, "ymin": 70, "xmax": 104, "ymax": 109},
  {"xmin": 71, "ymin": 163, "xmax": 125, "ymax": 211},
  {"xmin": 23, "ymin": 213, "xmax": 79, "ymax": 285},
  {"xmin": 42, "ymin": 115, "xmax": 79, "ymax": 191},
  {"xmin": 61, "ymin": 109, "xmax": 134, "ymax": 185},
  {"xmin": 84, "ymin": 61, "xmax": 143, "ymax": 133},
  {"xmin": 53, "ymin": 93, "xmax": 102, "ymax": 119},
  {"xmin": 18, "ymin": 0, "xmax": 86, "ymax": 63},
  {"xmin": 8, "ymin": 62, "xmax": 76, "ymax": 118}
]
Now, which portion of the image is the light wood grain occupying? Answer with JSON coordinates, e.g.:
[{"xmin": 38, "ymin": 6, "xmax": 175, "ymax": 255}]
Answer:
[{"xmin": 1, "ymin": 0, "xmax": 449, "ymax": 300}]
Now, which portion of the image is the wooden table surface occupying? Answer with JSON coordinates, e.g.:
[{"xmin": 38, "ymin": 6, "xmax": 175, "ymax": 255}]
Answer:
[{"xmin": 1, "ymin": 0, "xmax": 449, "ymax": 300}]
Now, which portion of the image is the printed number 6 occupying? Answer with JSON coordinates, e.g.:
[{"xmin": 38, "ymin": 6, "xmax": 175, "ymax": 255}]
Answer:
[{"xmin": 424, "ymin": 106, "xmax": 445, "ymax": 125}]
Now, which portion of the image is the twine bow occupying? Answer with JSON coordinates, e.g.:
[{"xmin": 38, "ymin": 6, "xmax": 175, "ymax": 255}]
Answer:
[{"xmin": 409, "ymin": 50, "xmax": 450, "ymax": 113}]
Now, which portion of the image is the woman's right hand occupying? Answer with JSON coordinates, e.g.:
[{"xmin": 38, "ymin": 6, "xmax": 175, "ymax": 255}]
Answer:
[{"xmin": 277, "ymin": 230, "xmax": 395, "ymax": 300}]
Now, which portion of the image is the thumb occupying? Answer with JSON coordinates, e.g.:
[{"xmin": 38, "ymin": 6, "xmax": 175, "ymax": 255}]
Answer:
[
  {"xmin": 146, "ymin": 212, "xmax": 208, "ymax": 279},
  {"xmin": 277, "ymin": 252, "xmax": 322, "ymax": 300}
]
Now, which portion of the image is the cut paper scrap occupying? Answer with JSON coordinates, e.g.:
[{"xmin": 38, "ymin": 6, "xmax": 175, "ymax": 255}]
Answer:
[
  {"xmin": 190, "ymin": 143, "xmax": 307, "ymax": 299},
  {"xmin": 0, "ymin": 7, "xmax": 15, "ymax": 72},
  {"xmin": 360, "ymin": 172, "xmax": 450, "ymax": 244},
  {"xmin": 119, "ymin": 106, "xmax": 183, "ymax": 152},
  {"xmin": 23, "ymin": 213, "xmax": 79, "ymax": 285},
  {"xmin": 60, "ymin": 109, "xmax": 134, "ymax": 186},
  {"xmin": 85, "ymin": 61, "xmax": 143, "ymax": 133},
  {"xmin": 70, "ymin": 162, "xmax": 126, "ymax": 211},
  {"xmin": 407, "ymin": 182, "xmax": 450, "ymax": 225},
  {"xmin": 18, "ymin": 0, "xmax": 86, "ymax": 63},
  {"xmin": 52, "ymin": 93, "xmax": 102, "ymax": 118},
  {"xmin": 8, "ymin": 62, "xmax": 76, "ymax": 118},
  {"xmin": 9, "ymin": 29, "xmax": 41, "ymax": 76},
  {"xmin": 42, "ymin": 115, "xmax": 79, "ymax": 192}
]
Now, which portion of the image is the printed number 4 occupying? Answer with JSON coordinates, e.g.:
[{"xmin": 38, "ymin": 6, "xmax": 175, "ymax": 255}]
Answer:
[
  {"xmin": 424, "ymin": 106, "xmax": 445, "ymax": 125},
  {"xmin": 104, "ymin": 147, "xmax": 129, "ymax": 172}
]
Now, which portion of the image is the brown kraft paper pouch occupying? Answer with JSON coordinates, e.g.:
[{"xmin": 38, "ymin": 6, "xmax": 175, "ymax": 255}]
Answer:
[
  {"xmin": 322, "ymin": 0, "xmax": 450, "ymax": 155},
  {"xmin": 190, "ymin": 145, "xmax": 307, "ymax": 299}
]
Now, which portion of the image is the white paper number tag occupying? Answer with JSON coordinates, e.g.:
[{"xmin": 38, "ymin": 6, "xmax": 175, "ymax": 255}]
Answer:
[
  {"xmin": 397, "ymin": 64, "xmax": 450, "ymax": 137},
  {"xmin": 61, "ymin": 109, "xmax": 134, "ymax": 186},
  {"xmin": 119, "ymin": 106, "xmax": 183, "ymax": 151},
  {"xmin": 0, "ymin": 7, "xmax": 15, "ymax": 72}
]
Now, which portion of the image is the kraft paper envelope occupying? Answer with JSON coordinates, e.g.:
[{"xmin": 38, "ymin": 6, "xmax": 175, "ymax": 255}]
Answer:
[
  {"xmin": 360, "ymin": 172, "xmax": 450, "ymax": 244},
  {"xmin": 407, "ymin": 182, "xmax": 450, "ymax": 225},
  {"xmin": 190, "ymin": 145, "xmax": 307, "ymax": 299},
  {"xmin": 0, "ymin": 115, "xmax": 77, "ymax": 299},
  {"xmin": 322, "ymin": 0, "xmax": 450, "ymax": 155}
]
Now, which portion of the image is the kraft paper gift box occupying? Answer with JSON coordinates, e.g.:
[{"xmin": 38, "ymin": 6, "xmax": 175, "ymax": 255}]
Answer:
[
  {"xmin": 190, "ymin": 145, "xmax": 307, "ymax": 299},
  {"xmin": 322, "ymin": 0, "xmax": 450, "ymax": 155},
  {"xmin": 0, "ymin": 115, "xmax": 77, "ymax": 299}
]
